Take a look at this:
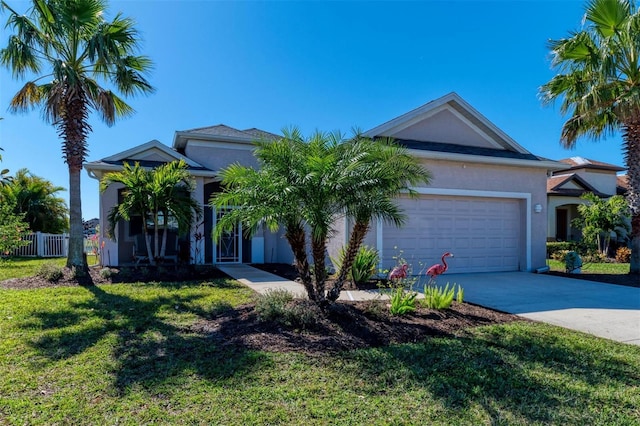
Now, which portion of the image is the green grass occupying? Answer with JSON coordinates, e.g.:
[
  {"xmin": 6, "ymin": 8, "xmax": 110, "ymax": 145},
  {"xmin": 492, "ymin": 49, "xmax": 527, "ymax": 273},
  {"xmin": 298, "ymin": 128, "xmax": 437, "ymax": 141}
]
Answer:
[
  {"xmin": 1, "ymin": 279, "xmax": 639, "ymax": 424},
  {"xmin": 0, "ymin": 257, "xmax": 66, "ymax": 281},
  {"xmin": 548, "ymin": 259, "xmax": 631, "ymax": 274}
]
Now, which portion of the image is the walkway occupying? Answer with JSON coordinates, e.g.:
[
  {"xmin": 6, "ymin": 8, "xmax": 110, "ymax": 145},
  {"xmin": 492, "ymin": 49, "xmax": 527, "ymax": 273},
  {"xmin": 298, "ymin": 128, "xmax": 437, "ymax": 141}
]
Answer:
[{"xmin": 217, "ymin": 265, "xmax": 640, "ymax": 346}]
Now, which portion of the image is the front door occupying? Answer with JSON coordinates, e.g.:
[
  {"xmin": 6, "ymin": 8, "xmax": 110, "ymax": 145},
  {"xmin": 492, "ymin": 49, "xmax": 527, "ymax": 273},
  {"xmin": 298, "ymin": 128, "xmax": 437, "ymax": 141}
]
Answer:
[
  {"xmin": 213, "ymin": 207, "xmax": 242, "ymax": 263},
  {"xmin": 556, "ymin": 208, "xmax": 568, "ymax": 241}
]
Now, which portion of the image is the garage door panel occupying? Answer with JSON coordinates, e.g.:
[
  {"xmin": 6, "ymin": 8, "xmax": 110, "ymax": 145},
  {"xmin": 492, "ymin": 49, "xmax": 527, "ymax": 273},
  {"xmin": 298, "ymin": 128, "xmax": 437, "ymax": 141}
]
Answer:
[{"xmin": 383, "ymin": 196, "xmax": 522, "ymax": 274}]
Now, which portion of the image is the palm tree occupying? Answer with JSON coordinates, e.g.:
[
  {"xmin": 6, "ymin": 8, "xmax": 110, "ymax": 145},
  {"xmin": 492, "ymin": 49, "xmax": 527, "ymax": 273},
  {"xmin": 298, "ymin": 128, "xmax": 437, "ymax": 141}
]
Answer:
[
  {"xmin": 0, "ymin": 147, "xmax": 10, "ymax": 187},
  {"xmin": 326, "ymin": 135, "xmax": 432, "ymax": 301},
  {"xmin": 100, "ymin": 160, "xmax": 202, "ymax": 265},
  {"xmin": 1, "ymin": 168, "xmax": 69, "ymax": 234},
  {"xmin": 212, "ymin": 129, "xmax": 431, "ymax": 304},
  {"xmin": 1, "ymin": 0, "xmax": 154, "ymax": 274},
  {"xmin": 540, "ymin": 0, "xmax": 640, "ymax": 274}
]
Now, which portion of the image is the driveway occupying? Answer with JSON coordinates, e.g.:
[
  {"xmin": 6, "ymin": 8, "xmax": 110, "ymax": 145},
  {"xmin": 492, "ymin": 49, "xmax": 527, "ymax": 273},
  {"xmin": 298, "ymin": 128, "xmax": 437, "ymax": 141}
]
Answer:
[{"xmin": 427, "ymin": 272, "xmax": 640, "ymax": 345}]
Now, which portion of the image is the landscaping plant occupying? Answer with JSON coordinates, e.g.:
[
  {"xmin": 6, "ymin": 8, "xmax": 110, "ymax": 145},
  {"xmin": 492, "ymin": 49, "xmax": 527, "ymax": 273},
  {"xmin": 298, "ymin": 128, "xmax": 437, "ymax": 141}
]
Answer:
[
  {"xmin": 422, "ymin": 283, "xmax": 463, "ymax": 310},
  {"xmin": 388, "ymin": 285, "xmax": 418, "ymax": 316},
  {"xmin": 332, "ymin": 245, "xmax": 379, "ymax": 286}
]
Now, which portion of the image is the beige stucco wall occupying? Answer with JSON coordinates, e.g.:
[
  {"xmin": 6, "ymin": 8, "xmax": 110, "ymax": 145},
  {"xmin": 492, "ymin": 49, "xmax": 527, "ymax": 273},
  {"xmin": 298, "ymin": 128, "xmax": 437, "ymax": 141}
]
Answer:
[
  {"xmin": 573, "ymin": 169, "xmax": 618, "ymax": 195},
  {"xmin": 185, "ymin": 144, "xmax": 258, "ymax": 171}
]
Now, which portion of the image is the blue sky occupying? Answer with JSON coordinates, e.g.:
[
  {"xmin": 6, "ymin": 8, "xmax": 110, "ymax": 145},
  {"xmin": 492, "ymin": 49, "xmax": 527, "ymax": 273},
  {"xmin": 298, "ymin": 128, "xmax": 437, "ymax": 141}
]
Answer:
[{"xmin": 0, "ymin": 0, "xmax": 626, "ymax": 220}]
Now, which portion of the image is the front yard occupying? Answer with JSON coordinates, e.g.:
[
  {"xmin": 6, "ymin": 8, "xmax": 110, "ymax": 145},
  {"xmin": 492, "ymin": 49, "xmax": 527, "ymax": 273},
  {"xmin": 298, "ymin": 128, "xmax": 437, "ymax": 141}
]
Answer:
[{"xmin": 1, "ymin": 274, "xmax": 639, "ymax": 424}]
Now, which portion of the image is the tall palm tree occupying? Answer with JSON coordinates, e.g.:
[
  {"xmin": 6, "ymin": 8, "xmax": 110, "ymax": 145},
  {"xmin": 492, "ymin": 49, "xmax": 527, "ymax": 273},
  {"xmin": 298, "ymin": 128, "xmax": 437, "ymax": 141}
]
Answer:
[
  {"xmin": 1, "ymin": 0, "xmax": 154, "ymax": 274},
  {"xmin": 0, "ymin": 147, "xmax": 10, "ymax": 187},
  {"xmin": 100, "ymin": 160, "xmax": 202, "ymax": 265},
  {"xmin": 1, "ymin": 168, "xmax": 69, "ymax": 234},
  {"xmin": 540, "ymin": 0, "xmax": 640, "ymax": 274}
]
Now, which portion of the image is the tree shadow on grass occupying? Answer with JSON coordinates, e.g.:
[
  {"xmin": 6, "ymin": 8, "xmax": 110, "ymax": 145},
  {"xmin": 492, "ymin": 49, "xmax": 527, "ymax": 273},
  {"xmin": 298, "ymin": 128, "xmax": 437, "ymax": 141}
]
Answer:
[
  {"xmin": 24, "ymin": 282, "xmax": 267, "ymax": 394},
  {"xmin": 343, "ymin": 324, "xmax": 640, "ymax": 424}
]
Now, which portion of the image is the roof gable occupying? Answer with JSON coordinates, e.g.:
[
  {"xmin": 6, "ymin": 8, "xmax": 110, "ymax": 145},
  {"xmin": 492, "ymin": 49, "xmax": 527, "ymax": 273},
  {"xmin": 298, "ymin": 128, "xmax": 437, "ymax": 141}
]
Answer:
[
  {"xmin": 365, "ymin": 92, "xmax": 530, "ymax": 155},
  {"xmin": 102, "ymin": 139, "xmax": 204, "ymax": 168},
  {"xmin": 547, "ymin": 173, "xmax": 605, "ymax": 197},
  {"xmin": 173, "ymin": 124, "xmax": 279, "ymax": 150}
]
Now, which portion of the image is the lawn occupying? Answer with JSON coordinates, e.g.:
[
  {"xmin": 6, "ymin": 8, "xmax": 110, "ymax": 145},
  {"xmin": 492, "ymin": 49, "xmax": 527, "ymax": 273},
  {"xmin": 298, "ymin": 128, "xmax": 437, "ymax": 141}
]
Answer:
[
  {"xmin": 0, "ymin": 257, "xmax": 66, "ymax": 281},
  {"xmin": 1, "ymin": 279, "xmax": 639, "ymax": 424},
  {"xmin": 547, "ymin": 259, "xmax": 631, "ymax": 274}
]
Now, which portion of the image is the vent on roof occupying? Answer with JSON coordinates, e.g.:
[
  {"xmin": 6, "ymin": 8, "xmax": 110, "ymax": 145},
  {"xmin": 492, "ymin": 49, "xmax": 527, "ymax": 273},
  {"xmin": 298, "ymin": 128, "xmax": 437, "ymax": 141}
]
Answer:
[{"xmin": 570, "ymin": 156, "xmax": 591, "ymax": 165}]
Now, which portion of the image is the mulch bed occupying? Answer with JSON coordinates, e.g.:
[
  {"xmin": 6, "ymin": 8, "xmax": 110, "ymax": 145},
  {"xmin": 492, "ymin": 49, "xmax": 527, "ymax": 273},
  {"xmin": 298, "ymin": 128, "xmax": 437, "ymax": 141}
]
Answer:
[{"xmin": 3, "ymin": 261, "xmax": 635, "ymax": 354}]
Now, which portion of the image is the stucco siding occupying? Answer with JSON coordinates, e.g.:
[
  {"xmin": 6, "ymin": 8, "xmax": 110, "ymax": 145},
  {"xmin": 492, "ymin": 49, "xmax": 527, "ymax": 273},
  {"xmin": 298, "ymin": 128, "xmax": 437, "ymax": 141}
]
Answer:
[{"xmin": 185, "ymin": 145, "xmax": 258, "ymax": 171}]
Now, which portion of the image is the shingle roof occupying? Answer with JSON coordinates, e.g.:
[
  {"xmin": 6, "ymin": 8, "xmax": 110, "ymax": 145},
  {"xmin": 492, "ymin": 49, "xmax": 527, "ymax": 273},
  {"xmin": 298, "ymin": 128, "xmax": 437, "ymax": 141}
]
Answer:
[
  {"xmin": 394, "ymin": 139, "xmax": 540, "ymax": 161},
  {"xmin": 179, "ymin": 124, "xmax": 279, "ymax": 141},
  {"xmin": 617, "ymin": 174, "xmax": 629, "ymax": 195},
  {"xmin": 558, "ymin": 157, "xmax": 625, "ymax": 172}
]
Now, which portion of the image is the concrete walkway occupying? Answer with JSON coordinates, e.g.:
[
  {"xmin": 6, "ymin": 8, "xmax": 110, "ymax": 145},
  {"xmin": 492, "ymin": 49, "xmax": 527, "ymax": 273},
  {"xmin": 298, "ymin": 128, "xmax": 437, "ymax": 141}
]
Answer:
[{"xmin": 217, "ymin": 265, "xmax": 640, "ymax": 346}]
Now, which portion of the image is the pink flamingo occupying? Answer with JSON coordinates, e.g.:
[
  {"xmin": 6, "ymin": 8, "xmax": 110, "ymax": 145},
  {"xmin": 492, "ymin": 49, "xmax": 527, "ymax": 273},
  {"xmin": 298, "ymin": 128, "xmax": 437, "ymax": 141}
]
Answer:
[
  {"xmin": 426, "ymin": 252, "xmax": 453, "ymax": 281},
  {"xmin": 388, "ymin": 263, "xmax": 408, "ymax": 281}
]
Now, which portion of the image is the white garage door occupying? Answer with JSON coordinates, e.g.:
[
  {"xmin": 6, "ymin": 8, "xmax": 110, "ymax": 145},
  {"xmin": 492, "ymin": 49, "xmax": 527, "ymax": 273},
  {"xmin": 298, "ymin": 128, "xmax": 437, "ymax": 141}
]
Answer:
[{"xmin": 382, "ymin": 196, "xmax": 522, "ymax": 274}]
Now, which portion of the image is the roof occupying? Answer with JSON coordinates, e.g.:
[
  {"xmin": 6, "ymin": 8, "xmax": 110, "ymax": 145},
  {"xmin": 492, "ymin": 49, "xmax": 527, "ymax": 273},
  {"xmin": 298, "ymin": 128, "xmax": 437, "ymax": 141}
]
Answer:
[
  {"xmin": 547, "ymin": 173, "xmax": 607, "ymax": 197},
  {"xmin": 395, "ymin": 139, "xmax": 540, "ymax": 161},
  {"xmin": 617, "ymin": 174, "xmax": 629, "ymax": 195},
  {"xmin": 558, "ymin": 157, "xmax": 625, "ymax": 172},
  {"xmin": 173, "ymin": 124, "xmax": 279, "ymax": 150}
]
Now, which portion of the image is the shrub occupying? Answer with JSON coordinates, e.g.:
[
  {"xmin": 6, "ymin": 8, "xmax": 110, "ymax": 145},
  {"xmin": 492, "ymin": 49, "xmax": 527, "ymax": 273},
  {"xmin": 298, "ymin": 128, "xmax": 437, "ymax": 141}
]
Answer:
[
  {"xmin": 389, "ymin": 286, "xmax": 417, "ymax": 316},
  {"xmin": 616, "ymin": 246, "xmax": 631, "ymax": 263},
  {"xmin": 331, "ymin": 245, "xmax": 380, "ymax": 285},
  {"xmin": 564, "ymin": 251, "xmax": 583, "ymax": 273},
  {"xmin": 350, "ymin": 246, "xmax": 379, "ymax": 285},
  {"xmin": 546, "ymin": 242, "xmax": 575, "ymax": 259},
  {"xmin": 422, "ymin": 283, "xmax": 462, "ymax": 310},
  {"xmin": 254, "ymin": 289, "xmax": 319, "ymax": 329},
  {"xmin": 99, "ymin": 268, "xmax": 113, "ymax": 279},
  {"xmin": 37, "ymin": 262, "xmax": 64, "ymax": 282}
]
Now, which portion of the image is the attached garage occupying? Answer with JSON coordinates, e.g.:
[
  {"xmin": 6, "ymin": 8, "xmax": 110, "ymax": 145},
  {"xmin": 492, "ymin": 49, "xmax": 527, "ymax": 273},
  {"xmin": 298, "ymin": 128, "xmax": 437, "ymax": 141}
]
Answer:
[{"xmin": 380, "ymin": 194, "xmax": 525, "ymax": 274}]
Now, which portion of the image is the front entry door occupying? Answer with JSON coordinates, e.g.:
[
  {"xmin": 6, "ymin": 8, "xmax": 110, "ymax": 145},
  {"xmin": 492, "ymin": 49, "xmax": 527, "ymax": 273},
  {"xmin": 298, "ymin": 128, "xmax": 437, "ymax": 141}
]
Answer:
[
  {"xmin": 556, "ymin": 208, "xmax": 568, "ymax": 241},
  {"xmin": 214, "ymin": 207, "xmax": 242, "ymax": 263}
]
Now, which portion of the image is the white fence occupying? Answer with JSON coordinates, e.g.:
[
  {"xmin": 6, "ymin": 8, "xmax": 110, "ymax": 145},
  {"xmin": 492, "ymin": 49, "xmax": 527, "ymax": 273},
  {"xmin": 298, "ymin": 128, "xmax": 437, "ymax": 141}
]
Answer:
[{"xmin": 12, "ymin": 232, "xmax": 69, "ymax": 258}]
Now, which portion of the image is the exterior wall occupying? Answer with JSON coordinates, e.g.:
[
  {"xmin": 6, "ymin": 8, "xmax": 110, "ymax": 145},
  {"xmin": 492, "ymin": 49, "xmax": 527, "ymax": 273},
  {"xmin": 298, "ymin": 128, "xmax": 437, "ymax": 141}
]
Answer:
[
  {"xmin": 99, "ymin": 182, "xmax": 122, "ymax": 266},
  {"xmin": 393, "ymin": 108, "xmax": 498, "ymax": 149},
  {"xmin": 572, "ymin": 169, "xmax": 618, "ymax": 195},
  {"xmin": 185, "ymin": 144, "xmax": 258, "ymax": 171},
  {"xmin": 547, "ymin": 196, "xmax": 587, "ymax": 241}
]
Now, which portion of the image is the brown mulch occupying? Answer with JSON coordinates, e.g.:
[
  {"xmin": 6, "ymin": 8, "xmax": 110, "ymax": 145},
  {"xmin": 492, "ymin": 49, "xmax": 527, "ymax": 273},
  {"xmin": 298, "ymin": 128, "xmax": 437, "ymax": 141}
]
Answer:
[{"xmin": 8, "ymin": 261, "xmax": 635, "ymax": 355}]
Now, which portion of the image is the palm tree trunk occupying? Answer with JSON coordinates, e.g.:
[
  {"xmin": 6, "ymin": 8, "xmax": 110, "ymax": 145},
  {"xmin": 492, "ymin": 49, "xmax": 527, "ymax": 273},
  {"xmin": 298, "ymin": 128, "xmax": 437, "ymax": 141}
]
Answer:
[
  {"xmin": 623, "ymin": 122, "xmax": 640, "ymax": 274},
  {"xmin": 285, "ymin": 224, "xmax": 317, "ymax": 301},
  {"xmin": 311, "ymin": 236, "xmax": 327, "ymax": 303},
  {"xmin": 327, "ymin": 220, "xmax": 370, "ymax": 302},
  {"xmin": 61, "ymin": 88, "xmax": 90, "ymax": 277},
  {"xmin": 67, "ymin": 165, "xmax": 87, "ymax": 275}
]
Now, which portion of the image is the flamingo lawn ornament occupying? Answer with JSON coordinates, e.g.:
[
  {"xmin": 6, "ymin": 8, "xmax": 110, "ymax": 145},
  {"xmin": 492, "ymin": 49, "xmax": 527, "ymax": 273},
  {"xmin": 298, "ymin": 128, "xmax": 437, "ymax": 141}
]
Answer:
[
  {"xmin": 426, "ymin": 252, "xmax": 453, "ymax": 283},
  {"xmin": 388, "ymin": 263, "xmax": 408, "ymax": 281}
]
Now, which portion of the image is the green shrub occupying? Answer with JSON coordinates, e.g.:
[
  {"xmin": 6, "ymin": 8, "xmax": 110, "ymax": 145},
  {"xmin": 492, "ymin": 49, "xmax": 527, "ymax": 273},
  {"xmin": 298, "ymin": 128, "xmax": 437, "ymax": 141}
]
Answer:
[
  {"xmin": 254, "ymin": 289, "xmax": 319, "ymax": 329},
  {"xmin": 547, "ymin": 242, "xmax": 576, "ymax": 259},
  {"xmin": 422, "ymin": 283, "xmax": 461, "ymax": 310},
  {"xmin": 37, "ymin": 262, "xmax": 64, "ymax": 282},
  {"xmin": 331, "ymin": 245, "xmax": 380, "ymax": 285},
  {"xmin": 99, "ymin": 268, "xmax": 113, "ymax": 279},
  {"xmin": 616, "ymin": 246, "xmax": 631, "ymax": 263},
  {"xmin": 389, "ymin": 287, "xmax": 417, "ymax": 316},
  {"xmin": 350, "ymin": 246, "xmax": 379, "ymax": 285},
  {"xmin": 564, "ymin": 251, "xmax": 583, "ymax": 273}
]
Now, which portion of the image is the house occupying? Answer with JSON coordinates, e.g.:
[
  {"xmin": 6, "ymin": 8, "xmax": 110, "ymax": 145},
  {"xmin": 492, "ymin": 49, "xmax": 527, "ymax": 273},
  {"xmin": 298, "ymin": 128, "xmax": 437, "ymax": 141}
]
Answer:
[
  {"xmin": 85, "ymin": 93, "xmax": 563, "ymax": 273},
  {"xmin": 547, "ymin": 157, "xmax": 625, "ymax": 242}
]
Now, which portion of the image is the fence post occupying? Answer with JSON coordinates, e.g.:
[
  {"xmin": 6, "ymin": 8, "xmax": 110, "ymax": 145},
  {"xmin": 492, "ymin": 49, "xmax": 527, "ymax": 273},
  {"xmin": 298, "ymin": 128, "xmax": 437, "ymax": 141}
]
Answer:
[{"xmin": 36, "ymin": 232, "xmax": 43, "ymax": 257}]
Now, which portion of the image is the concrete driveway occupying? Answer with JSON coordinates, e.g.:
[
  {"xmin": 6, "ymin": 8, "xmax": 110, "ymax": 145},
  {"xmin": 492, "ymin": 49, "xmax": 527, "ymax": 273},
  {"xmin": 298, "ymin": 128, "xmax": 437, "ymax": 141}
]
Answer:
[{"xmin": 428, "ymin": 272, "xmax": 640, "ymax": 346}]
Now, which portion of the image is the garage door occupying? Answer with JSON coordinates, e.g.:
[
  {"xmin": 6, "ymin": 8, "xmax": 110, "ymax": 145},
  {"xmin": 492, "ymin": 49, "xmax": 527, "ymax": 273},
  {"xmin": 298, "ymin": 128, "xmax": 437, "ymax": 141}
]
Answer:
[{"xmin": 382, "ymin": 196, "xmax": 522, "ymax": 274}]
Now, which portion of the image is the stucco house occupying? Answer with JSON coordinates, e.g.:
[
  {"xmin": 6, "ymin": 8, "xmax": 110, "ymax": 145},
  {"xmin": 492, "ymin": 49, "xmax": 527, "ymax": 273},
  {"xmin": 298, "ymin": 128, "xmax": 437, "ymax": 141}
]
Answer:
[
  {"xmin": 85, "ymin": 93, "xmax": 563, "ymax": 273},
  {"xmin": 547, "ymin": 157, "xmax": 626, "ymax": 242}
]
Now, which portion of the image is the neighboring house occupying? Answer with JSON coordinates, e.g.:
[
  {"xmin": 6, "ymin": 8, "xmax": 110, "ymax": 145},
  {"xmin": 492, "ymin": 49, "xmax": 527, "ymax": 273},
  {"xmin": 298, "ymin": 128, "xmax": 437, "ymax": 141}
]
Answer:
[
  {"xmin": 85, "ymin": 92, "xmax": 563, "ymax": 273},
  {"xmin": 547, "ymin": 157, "xmax": 625, "ymax": 242}
]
